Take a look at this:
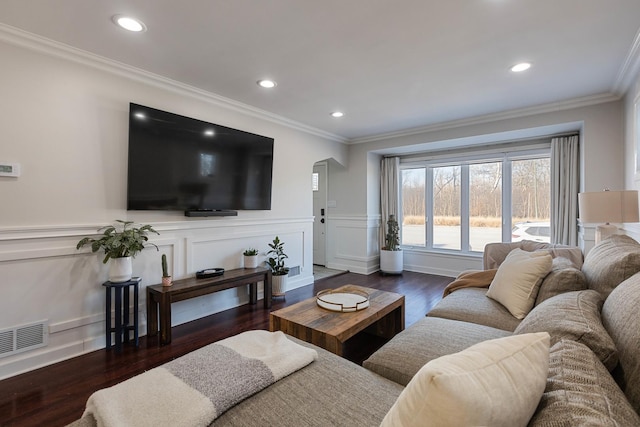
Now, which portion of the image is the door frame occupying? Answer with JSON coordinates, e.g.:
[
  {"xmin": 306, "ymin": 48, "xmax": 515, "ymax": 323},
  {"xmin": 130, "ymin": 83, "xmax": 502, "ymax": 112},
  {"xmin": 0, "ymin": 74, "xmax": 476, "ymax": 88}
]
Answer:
[{"xmin": 313, "ymin": 161, "xmax": 328, "ymax": 266}]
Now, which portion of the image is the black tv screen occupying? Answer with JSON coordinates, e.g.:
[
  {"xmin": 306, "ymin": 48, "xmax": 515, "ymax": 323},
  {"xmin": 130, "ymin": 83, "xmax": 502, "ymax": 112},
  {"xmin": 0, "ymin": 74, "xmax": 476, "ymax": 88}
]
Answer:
[{"xmin": 127, "ymin": 103, "xmax": 274, "ymax": 213}]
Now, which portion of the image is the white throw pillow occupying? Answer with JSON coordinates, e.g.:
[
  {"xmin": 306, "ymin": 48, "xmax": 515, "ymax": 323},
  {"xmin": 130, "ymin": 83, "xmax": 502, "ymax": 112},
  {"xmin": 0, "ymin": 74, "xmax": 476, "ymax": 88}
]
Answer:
[
  {"xmin": 380, "ymin": 332, "xmax": 550, "ymax": 427},
  {"xmin": 486, "ymin": 248, "xmax": 552, "ymax": 319}
]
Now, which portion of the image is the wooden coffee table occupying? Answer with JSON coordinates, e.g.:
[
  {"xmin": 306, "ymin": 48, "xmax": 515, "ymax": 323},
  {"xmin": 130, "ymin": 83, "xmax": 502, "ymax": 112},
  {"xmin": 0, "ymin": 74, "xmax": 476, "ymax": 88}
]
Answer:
[{"xmin": 269, "ymin": 285, "xmax": 404, "ymax": 356}]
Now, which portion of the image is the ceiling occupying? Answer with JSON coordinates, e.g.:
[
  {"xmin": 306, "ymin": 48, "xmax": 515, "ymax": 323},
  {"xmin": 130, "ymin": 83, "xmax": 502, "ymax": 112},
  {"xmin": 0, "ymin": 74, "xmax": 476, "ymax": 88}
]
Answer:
[{"xmin": 1, "ymin": 1, "xmax": 639, "ymax": 142}]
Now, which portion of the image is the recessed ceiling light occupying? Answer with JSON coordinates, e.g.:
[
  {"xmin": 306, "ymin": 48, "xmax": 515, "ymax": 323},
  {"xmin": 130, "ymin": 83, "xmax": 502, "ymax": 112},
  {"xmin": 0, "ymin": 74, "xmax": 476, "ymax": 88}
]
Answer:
[
  {"xmin": 330, "ymin": 111, "xmax": 344, "ymax": 118},
  {"xmin": 511, "ymin": 62, "xmax": 531, "ymax": 72},
  {"xmin": 257, "ymin": 79, "xmax": 277, "ymax": 89},
  {"xmin": 112, "ymin": 15, "xmax": 147, "ymax": 32}
]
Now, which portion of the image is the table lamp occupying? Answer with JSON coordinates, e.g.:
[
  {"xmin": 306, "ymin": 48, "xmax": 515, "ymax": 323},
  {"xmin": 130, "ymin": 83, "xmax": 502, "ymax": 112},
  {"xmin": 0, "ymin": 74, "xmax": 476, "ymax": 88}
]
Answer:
[{"xmin": 578, "ymin": 189, "xmax": 639, "ymax": 244}]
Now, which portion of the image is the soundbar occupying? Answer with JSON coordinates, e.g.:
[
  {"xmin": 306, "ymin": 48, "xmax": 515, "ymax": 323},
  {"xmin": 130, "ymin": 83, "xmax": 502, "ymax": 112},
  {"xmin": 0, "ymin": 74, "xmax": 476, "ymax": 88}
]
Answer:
[{"xmin": 185, "ymin": 210, "xmax": 238, "ymax": 217}]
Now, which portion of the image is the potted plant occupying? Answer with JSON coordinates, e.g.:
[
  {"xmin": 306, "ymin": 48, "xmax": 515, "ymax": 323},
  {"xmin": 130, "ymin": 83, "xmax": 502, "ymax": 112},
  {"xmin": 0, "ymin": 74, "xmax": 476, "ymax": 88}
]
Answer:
[
  {"xmin": 76, "ymin": 220, "xmax": 159, "ymax": 283},
  {"xmin": 243, "ymin": 248, "xmax": 259, "ymax": 268},
  {"xmin": 380, "ymin": 214, "xmax": 403, "ymax": 275},
  {"xmin": 161, "ymin": 253, "xmax": 172, "ymax": 286},
  {"xmin": 266, "ymin": 236, "xmax": 289, "ymax": 296}
]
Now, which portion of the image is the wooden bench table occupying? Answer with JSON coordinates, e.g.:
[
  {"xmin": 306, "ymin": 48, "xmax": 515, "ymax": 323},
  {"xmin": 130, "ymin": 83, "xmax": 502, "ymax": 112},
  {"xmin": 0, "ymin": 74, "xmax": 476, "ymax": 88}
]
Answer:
[
  {"xmin": 269, "ymin": 284, "xmax": 404, "ymax": 356},
  {"xmin": 147, "ymin": 267, "xmax": 272, "ymax": 345}
]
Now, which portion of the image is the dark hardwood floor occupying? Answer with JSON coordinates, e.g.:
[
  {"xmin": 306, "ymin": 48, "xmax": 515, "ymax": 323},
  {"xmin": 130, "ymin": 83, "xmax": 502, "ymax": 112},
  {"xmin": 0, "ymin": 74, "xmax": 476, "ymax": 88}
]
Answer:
[{"xmin": 0, "ymin": 271, "xmax": 452, "ymax": 427}]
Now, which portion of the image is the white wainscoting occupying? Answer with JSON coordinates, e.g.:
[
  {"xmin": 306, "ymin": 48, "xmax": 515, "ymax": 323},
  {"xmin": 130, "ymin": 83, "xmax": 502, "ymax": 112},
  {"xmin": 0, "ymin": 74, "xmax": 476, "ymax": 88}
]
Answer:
[
  {"xmin": 325, "ymin": 215, "xmax": 381, "ymax": 274},
  {"xmin": 0, "ymin": 217, "xmax": 313, "ymax": 380},
  {"xmin": 403, "ymin": 249, "xmax": 483, "ymax": 278}
]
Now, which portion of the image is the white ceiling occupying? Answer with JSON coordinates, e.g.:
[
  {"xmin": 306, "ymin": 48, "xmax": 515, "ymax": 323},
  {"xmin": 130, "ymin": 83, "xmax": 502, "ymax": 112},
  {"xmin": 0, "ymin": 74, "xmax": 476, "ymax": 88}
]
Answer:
[{"xmin": 1, "ymin": 1, "xmax": 639, "ymax": 142}]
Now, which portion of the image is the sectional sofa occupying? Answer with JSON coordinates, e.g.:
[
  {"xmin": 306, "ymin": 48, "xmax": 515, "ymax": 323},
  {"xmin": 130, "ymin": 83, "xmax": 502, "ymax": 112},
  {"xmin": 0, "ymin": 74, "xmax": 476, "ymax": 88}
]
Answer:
[
  {"xmin": 73, "ymin": 235, "xmax": 640, "ymax": 426},
  {"xmin": 365, "ymin": 235, "xmax": 640, "ymax": 425}
]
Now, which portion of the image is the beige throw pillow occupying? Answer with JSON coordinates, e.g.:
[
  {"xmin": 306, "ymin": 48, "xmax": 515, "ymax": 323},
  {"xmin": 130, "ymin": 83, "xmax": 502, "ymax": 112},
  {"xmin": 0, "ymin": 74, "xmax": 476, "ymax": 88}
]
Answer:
[
  {"xmin": 486, "ymin": 248, "xmax": 552, "ymax": 319},
  {"xmin": 380, "ymin": 332, "xmax": 550, "ymax": 427}
]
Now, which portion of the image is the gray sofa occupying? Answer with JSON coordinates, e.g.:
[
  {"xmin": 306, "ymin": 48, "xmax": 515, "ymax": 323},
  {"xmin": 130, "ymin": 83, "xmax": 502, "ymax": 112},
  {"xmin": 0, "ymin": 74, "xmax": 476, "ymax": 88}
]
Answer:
[
  {"xmin": 73, "ymin": 235, "xmax": 640, "ymax": 426},
  {"xmin": 364, "ymin": 235, "xmax": 640, "ymax": 425}
]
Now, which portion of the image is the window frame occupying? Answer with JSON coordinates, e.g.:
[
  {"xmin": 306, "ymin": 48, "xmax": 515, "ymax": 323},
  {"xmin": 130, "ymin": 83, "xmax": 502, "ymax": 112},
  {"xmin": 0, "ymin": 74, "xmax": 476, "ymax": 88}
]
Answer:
[{"xmin": 399, "ymin": 145, "xmax": 550, "ymax": 255}]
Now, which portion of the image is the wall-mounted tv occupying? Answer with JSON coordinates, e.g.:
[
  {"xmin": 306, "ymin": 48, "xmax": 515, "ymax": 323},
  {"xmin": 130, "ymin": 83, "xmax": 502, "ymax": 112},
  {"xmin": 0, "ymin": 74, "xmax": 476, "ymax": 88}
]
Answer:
[{"xmin": 127, "ymin": 103, "xmax": 274, "ymax": 216}]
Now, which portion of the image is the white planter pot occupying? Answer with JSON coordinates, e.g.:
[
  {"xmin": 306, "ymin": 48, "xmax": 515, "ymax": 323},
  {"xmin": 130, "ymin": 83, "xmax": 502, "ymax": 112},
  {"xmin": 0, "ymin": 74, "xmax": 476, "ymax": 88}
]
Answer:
[
  {"xmin": 380, "ymin": 249, "xmax": 403, "ymax": 274},
  {"xmin": 244, "ymin": 255, "xmax": 259, "ymax": 268},
  {"xmin": 272, "ymin": 274, "xmax": 287, "ymax": 296},
  {"xmin": 109, "ymin": 256, "xmax": 133, "ymax": 283}
]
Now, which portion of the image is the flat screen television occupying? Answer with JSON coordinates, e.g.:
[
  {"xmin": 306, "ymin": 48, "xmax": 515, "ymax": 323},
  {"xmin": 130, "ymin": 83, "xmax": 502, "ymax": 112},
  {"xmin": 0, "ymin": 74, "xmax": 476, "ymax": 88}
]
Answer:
[{"xmin": 127, "ymin": 103, "xmax": 274, "ymax": 215}]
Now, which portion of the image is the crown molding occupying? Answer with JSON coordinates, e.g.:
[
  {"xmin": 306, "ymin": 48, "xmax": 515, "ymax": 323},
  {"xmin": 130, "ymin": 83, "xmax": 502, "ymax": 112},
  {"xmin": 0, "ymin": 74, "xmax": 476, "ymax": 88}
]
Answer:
[
  {"xmin": 0, "ymin": 24, "xmax": 347, "ymax": 144},
  {"xmin": 613, "ymin": 26, "xmax": 640, "ymax": 95},
  {"xmin": 349, "ymin": 93, "xmax": 620, "ymax": 145}
]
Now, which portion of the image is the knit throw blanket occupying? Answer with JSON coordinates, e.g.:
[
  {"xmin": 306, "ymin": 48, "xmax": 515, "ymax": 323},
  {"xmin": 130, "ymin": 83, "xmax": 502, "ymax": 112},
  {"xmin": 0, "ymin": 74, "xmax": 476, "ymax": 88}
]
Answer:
[
  {"xmin": 82, "ymin": 330, "xmax": 317, "ymax": 427},
  {"xmin": 442, "ymin": 269, "xmax": 498, "ymax": 297}
]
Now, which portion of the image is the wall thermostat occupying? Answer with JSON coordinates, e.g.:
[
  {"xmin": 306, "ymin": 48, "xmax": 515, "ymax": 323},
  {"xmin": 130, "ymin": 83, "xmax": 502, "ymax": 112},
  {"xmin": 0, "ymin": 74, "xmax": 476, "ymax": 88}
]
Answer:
[{"xmin": 0, "ymin": 163, "xmax": 20, "ymax": 177}]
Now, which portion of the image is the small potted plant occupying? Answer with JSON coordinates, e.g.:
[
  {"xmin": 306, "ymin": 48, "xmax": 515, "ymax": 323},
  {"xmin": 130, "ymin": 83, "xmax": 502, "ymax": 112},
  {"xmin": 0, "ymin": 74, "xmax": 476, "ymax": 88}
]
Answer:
[
  {"xmin": 161, "ymin": 253, "xmax": 172, "ymax": 286},
  {"xmin": 76, "ymin": 220, "xmax": 159, "ymax": 283},
  {"xmin": 243, "ymin": 248, "xmax": 259, "ymax": 268},
  {"xmin": 266, "ymin": 236, "xmax": 289, "ymax": 296},
  {"xmin": 380, "ymin": 214, "xmax": 403, "ymax": 275}
]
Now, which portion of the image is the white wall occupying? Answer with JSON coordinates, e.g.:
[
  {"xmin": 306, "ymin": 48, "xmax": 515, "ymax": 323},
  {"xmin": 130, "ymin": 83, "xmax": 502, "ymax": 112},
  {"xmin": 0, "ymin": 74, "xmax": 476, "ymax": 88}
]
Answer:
[
  {"xmin": 0, "ymin": 32, "xmax": 347, "ymax": 379},
  {"xmin": 327, "ymin": 100, "xmax": 625, "ymax": 275}
]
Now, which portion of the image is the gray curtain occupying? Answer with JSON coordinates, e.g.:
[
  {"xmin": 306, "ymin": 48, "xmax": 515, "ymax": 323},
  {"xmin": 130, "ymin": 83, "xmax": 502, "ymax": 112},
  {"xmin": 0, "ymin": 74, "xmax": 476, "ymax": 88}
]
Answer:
[
  {"xmin": 380, "ymin": 157, "xmax": 400, "ymax": 248},
  {"xmin": 550, "ymin": 135, "xmax": 580, "ymax": 245}
]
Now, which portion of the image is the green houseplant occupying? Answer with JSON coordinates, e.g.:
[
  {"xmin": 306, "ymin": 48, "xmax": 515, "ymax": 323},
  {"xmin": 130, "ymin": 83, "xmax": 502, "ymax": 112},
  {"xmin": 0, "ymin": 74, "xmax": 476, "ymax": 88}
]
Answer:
[
  {"xmin": 243, "ymin": 248, "xmax": 259, "ymax": 268},
  {"xmin": 266, "ymin": 236, "xmax": 289, "ymax": 296},
  {"xmin": 380, "ymin": 214, "xmax": 403, "ymax": 275},
  {"xmin": 76, "ymin": 220, "xmax": 159, "ymax": 282}
]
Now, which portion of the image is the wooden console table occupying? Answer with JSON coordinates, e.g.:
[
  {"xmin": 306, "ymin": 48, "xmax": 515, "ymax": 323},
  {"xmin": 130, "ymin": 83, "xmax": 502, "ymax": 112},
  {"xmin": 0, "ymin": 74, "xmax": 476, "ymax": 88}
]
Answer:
[{"xmin": 147, "ymin": 267, "xmax": 272, "ymax": 345}]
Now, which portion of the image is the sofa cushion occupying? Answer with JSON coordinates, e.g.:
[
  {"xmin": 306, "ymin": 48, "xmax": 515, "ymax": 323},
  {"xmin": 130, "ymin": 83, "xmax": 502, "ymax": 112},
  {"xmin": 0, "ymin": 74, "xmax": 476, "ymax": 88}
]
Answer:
[
  {"xmin": 582, "ymin": 234, "xmax": 640, "ymax": 298},
  {"xmin": 513, "ymin": 290, "xmax": 618, "ymax": 371},
  {"xmin": 363, "ymin": 316, "xmax": 510, "ymax": 386},
  {"xmin": 381, "ymin": 333, "xmax": 550, "ymax": 427},
  {"xmin": 212, "ymin": 337, "xmax": 403, "ymax": 426},
  {"xmin": 483, "ymin": 240, "xmax": 583, "ymax": 270},
  {"xmin": 486, "ymin": 248, "xmax": 552, "ymax": 319},
  {"xmin": 529, "ymin": 340, "xmax": 640, "ymax": 427},
  {"xmin": 602, "ymin": 272, "xmax": 640, "ymax": 415},
  {"xmin": 535, "ymin": 257, "xmax": 587, "ymax": 306},
  {"xmin": 428, "ymin": 287, "xmax": 521, "ymax": 331}
]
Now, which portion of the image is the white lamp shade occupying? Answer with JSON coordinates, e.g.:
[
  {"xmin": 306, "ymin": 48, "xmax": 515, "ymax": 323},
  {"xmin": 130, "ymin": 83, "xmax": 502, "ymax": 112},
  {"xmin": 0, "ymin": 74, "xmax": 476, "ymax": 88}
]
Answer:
[{"xmin": 578, "ymin": 190, "xmax": 639, "ymax": 223}]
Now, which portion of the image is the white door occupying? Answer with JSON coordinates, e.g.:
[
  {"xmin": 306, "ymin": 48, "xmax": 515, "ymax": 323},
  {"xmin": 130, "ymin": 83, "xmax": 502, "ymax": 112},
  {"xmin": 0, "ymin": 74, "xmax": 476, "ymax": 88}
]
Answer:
[{"xmin": 313, "ymin": 162, "xmax": 327, "ymax": 266}]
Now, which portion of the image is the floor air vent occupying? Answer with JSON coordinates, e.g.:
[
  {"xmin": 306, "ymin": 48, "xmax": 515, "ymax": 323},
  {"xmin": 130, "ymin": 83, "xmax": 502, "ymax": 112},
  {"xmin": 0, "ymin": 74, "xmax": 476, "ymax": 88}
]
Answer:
[
  {"xmin": 288, "ymin": 266, "xmax": 301, "ymax": 277},
  {"xmin": 0, "ymin": 321, "xmax": 48, "ymax": 359}
]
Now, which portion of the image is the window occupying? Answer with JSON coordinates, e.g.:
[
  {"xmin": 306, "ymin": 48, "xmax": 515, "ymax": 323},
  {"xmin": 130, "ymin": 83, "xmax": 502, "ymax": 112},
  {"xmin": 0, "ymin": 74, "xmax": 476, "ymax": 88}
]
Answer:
[
  {"xmin": 401, "ymin": 168, "xmax": 426, "ymax": 246},
  {"xmin": 469, "ymin": 162, "xmax": 502, "ymax": 251},
  {"xmin": 433, "ymin": 166, "xmax": 460, "ymax": 250},
  {"xmin": 400, "ymin": 145, "xmax": 550, "ymax": 253}
]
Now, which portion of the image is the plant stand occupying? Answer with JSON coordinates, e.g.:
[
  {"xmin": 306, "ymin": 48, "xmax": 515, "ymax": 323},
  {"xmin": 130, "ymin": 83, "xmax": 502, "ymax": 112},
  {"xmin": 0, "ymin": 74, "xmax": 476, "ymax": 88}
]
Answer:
[{"xmin": 103, "ymin": 277, "xmax": 140, "ymax": 352}]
